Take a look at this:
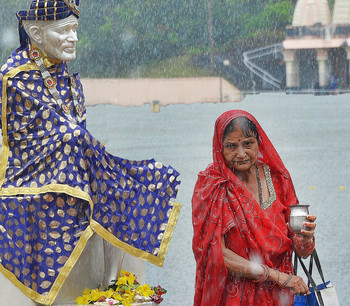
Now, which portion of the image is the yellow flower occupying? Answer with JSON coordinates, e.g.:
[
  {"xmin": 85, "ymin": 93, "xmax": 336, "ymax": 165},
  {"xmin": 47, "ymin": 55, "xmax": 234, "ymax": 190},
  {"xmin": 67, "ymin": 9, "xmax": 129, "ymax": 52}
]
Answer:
[
  {"xmin": 112, "ymin": 292, "xmax": 123, "ymax": 301},
  {"xmin": 137, "ymin": 284, "xmax": 155, "ymax": 298},
  {"xmin": 123, "ymin": 290, "xmax": 136, "ymax": 303},
  {"xmin": 76, "ymin": 270, "xmax": 165, "ymax": 305},
  {"xmin": 121, "ymin": 270, "xmax": 130, "ymax": 276},
  {"xmin": 75, "ymin": 295, "xmax": 90, "ymax": 305},
  {"xmin": 105, "ymin": 288, "xmax": 115, "ymax": 298},
  {"xmin": 116, "ymin": 273, "xmax": 136, "ymax": 287},
  {"xmin": 90, "ymin": 288, "xmax": 104, "ymax": 301},
  {"xmin": 82, "ymin": 288, "xmax": 92, "ymax": 296}
]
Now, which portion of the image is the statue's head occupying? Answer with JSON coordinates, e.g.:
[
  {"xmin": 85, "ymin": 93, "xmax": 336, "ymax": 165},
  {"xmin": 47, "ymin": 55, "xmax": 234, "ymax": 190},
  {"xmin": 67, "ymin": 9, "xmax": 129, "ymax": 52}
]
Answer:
[{"xmin": 17, "ymin": 0, "xmax": 80, "ymax": 62}]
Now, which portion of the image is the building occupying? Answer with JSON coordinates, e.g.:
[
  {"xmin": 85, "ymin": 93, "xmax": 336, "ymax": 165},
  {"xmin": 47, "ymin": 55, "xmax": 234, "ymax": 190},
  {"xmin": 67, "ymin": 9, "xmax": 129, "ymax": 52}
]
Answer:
[{"xmin": 283, "ymin": 0, "xmax": 350, "ymax": 92}]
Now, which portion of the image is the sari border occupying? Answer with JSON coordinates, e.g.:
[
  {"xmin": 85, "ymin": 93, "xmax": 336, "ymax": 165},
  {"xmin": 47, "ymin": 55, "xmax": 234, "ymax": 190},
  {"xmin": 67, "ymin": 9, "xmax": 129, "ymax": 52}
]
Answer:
[{"xmin": 0, "ymin": 62, "xmax": 38, "ymax": 190}]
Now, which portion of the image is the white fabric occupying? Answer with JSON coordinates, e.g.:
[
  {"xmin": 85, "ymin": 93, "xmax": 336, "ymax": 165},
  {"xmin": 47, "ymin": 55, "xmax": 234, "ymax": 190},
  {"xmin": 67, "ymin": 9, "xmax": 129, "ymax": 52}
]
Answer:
[{"xmin": 317, "ymin": 283, "xmax": 340, "ymax": 306}]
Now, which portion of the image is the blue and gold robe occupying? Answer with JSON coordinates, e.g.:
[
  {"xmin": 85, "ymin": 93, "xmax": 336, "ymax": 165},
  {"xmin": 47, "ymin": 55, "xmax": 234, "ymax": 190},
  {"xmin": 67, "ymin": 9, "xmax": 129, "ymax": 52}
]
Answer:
[{"xmin": 0, "ymin": 45, "xmax": 181, "ymax": 305}]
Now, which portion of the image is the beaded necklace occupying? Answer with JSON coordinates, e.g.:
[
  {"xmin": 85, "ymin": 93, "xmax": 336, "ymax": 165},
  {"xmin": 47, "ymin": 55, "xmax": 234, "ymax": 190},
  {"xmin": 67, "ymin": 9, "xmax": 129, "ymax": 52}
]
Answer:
[{"xmin": 29, "ymin": 47, "xmax": 83, "ymax": 124}]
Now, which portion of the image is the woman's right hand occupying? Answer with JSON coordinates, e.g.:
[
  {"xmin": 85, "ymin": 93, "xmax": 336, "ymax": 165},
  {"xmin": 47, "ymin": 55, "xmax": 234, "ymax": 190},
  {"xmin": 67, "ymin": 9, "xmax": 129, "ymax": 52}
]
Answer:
[{"xmin": 279, "ymin": 273, "xmax": 310, "ymax": 295}]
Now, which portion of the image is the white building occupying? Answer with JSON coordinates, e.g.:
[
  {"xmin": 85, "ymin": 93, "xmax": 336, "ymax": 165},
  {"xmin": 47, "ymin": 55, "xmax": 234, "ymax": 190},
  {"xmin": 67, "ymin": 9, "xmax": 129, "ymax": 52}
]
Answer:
[{"xmin": 283, "ymin": 0, "xmax": 350, "ymax": 91}]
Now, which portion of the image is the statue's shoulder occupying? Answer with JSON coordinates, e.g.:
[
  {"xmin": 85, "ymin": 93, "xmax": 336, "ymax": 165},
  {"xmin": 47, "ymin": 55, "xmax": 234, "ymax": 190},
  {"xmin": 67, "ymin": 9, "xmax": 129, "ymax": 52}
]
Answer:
[{"xmin": 0, "ymin": 47, "xmax": 34, "ymax": 79}]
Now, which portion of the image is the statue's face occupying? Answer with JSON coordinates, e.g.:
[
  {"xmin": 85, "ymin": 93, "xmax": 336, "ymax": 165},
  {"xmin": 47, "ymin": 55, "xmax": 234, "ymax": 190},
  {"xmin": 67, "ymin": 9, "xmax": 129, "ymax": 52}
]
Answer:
[{"xmin": 40, "ymin": 15, "xmax": 79, "ymax": 62}]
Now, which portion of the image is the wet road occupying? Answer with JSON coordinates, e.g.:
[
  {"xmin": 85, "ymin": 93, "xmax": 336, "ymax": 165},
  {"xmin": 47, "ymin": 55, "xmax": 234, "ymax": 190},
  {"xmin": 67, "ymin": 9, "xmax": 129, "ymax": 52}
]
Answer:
[
  {"xmin": 86, "ymin": 92, "xmax": 349, "ymax": 306},
  {"xmin": 0, "ymin": 92, "xmax": 348, "ymax": 305}
]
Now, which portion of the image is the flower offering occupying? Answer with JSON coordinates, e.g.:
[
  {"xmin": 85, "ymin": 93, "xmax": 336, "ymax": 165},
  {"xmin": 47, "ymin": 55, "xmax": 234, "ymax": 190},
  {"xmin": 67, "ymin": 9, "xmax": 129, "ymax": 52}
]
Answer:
[{"xmin": 75, "ymin": 270, "xmax": 167, "ymax": 305}]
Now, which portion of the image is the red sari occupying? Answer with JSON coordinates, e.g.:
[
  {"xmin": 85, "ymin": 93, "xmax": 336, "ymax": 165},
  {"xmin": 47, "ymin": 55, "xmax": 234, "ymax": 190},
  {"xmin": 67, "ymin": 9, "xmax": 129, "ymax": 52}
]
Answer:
[{"xmin": 192, "ymin": 110, "xmax": 298, "ymax": 305}]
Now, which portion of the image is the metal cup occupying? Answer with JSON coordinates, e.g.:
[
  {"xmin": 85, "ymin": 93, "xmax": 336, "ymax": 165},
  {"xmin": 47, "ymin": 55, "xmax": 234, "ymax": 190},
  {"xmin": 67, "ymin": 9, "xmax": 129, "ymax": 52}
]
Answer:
[{"xmin": 288, "ymin": 204, "xmax": 309, "ymax": 235}]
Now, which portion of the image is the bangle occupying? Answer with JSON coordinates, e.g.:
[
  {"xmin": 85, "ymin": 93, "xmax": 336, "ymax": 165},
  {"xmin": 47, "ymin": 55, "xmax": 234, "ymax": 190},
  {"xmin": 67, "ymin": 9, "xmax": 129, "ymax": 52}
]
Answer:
[
  {"xmin": 269, "ymin": 270, "xmax": 280, "ymax": 288},
  {"xmin": 281, "ymin": 274, "xmax": 293, "ymax": 287},
  {"xmin": 294, "ymin": 236, "xmax": 315, "ymax": 253},
  {"xmin": 253, "ymin": 264, "xmax": 269, "ymax": 283}
]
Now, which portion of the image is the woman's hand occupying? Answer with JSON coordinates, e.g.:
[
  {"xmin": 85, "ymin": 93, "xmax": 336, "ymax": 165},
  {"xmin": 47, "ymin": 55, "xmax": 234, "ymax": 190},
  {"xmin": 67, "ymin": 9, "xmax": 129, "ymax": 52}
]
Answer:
[
  {"xmin": 300, "ymin": 214, "xmax": 316, "ymax": 239},
  {"xmin": 279, "ymin": 273, "xmax": 310, "ymax": 295},
  {"xmin": 292, "ymin": 214, "xmax": 316, "ymax": 258}
]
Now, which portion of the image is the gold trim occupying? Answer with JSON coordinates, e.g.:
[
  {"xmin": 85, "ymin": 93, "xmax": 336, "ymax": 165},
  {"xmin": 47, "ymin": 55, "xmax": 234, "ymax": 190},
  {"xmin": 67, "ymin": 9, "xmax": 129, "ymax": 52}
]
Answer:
[
  {"xmin": 0, "ymin": 183, "xmax": 95, "ymax": 222},
  {"xmin": 158, "ymin": 201, "xmax": 182, "ymax": 259},
  {"xmin": 91, "ymin": 201, "xmax": 182, "ymax": 267},
  {"xmin": 0, "ymin": 63, "xmax": 37, "ymax": 190},
  {"xmin": 0, "ymin": 262, "xmax": 41, "ymax": 301},
  {"xmin": 63, "ymin": 0, "xmax": 80, "ymax": 16},
  {"xmin": 0, "ymin": 183, "xmax": 89, "ymax": 201},
  {"xmin": 91, "ymin": 219, "xmax": 162, "ymax": 267},
  {"xmin": 41, "ymin": 226, "xmax": 94, "ymax": 305},
  {"xmin": 260, "ymin": 164, "xmax": 277, "ymax": 210},
  {"xmin": 0, "ymin": 226, "xmax": 94, "ymax": 305}
]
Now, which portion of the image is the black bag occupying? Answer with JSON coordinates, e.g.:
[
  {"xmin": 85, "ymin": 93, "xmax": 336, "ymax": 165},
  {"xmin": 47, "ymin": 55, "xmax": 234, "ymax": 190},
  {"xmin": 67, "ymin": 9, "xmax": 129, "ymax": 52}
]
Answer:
[{"xmin": 293, "ymin": 250, "xmax": 339, "ymax": 306}]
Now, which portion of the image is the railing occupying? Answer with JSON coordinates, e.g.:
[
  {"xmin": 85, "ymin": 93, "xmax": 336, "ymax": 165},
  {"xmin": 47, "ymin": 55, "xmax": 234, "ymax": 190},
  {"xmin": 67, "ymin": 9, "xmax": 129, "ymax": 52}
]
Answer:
[{"xmin": 243, "ymin": 43, "xmax": 283, "ymax": 89}]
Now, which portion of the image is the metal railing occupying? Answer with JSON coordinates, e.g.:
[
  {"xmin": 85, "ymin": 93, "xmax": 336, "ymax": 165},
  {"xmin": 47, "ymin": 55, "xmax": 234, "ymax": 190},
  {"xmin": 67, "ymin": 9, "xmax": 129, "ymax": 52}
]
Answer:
[{"xmin": 243, "ymin": 43, "xmax": 283, "ymax": 89}]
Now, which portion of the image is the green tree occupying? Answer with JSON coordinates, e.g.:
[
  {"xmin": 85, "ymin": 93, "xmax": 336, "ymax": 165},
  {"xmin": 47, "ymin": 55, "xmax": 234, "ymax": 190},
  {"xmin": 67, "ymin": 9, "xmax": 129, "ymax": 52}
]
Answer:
[{"xmin": 0, "ymin": 0, "xmax": 297, "ymax": 78}]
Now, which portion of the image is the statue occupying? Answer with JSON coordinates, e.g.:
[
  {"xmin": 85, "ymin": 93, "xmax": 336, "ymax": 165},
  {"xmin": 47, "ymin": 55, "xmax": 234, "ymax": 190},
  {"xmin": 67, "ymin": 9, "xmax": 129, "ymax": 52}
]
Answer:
[{"xmin": 0, "ymin": 1, "xmax": 181, "ymax": 305}]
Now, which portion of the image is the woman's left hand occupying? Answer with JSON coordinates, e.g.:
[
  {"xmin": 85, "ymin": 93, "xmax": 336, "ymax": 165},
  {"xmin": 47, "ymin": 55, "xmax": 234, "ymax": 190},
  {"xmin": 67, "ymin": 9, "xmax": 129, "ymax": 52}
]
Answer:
[
  {"xmin": 293, "ymin": 214, "xmax": 316, "ymax": 258},
  {"xmin": 300, "ymin": 214, "xmax": 316, "ymax": 239}
]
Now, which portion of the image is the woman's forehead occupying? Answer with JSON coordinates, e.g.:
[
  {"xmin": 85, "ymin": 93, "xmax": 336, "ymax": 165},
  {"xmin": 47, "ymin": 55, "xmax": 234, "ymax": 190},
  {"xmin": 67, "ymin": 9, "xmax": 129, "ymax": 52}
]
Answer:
[{"xmin": 223, "ymin": 128, "xmax": 256, "ymax": 141}]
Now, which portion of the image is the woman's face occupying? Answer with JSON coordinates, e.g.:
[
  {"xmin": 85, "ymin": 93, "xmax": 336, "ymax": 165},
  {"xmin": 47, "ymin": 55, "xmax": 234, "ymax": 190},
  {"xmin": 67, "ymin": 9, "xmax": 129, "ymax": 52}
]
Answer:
[{"xmin": 222, "ymin": 126, "xmax": 259, "ymax": 173}]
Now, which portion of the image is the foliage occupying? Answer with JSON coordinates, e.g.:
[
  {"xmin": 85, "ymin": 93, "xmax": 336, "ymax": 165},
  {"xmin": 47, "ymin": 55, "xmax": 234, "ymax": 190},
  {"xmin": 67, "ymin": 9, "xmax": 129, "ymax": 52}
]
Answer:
[{"xmin": 0, "ymin": 0, "xmax": 296, "ymax": 78}]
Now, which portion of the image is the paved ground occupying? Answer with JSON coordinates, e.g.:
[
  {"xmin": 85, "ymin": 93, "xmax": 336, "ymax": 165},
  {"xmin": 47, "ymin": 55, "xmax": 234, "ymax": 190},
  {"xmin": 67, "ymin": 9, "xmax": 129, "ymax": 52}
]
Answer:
[
  {"xmin": 85, "ymin": 92, "xmax": 349, "ymax": 306},
  {"xmin": 0, "ymin": 92, "xmax": 349, "ymax": 305}
]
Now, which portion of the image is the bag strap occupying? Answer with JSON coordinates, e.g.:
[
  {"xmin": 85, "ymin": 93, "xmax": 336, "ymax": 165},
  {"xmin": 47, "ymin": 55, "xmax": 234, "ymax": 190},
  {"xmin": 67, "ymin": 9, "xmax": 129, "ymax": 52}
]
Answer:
[
  {"xmin": 312, "ymin": 249, "xmax": 326, "ymax": 286},
  {"xmin": 294, "ymin": 251, "xmax": 298, "ymax": 275},
  {"xmin": 296, "ymin": 251, "xmax": 325, "ymax": 306},
  {"xmin": 308, "ymin": 252, "xmax": 313, "ymax": 287}
]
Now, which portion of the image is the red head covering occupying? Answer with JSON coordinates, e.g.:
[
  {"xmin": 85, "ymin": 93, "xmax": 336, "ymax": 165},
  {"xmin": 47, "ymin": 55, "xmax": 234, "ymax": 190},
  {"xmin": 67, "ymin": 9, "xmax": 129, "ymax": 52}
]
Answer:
[{"xmin": 192, "ymin": 110, "xmax": 297, "ymax": 305}]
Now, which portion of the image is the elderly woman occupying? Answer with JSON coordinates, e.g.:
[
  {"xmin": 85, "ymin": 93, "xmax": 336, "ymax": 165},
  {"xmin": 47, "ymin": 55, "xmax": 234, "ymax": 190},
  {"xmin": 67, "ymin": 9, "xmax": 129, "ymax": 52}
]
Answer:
[{"xmin": 192, "ymin": 110, "xmax": 316, "ymax": 305}]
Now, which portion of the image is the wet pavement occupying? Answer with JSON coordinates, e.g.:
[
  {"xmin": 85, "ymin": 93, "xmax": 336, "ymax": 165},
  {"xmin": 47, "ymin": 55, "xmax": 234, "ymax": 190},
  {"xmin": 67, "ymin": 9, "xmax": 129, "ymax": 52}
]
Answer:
[
  {"xmin": 1, "ymin": 92, "xmax": 349, "ymax": 305},
  {"xmin": 85, "ymin": 92, "xmax": 349, "ymax": 305}
]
